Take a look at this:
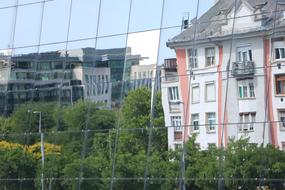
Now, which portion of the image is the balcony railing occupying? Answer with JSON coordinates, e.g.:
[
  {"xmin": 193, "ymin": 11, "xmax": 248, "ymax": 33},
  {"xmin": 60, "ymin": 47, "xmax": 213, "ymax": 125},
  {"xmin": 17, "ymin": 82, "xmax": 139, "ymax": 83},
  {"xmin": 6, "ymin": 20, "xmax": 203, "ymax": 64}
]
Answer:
[{"xmin": 232, "ymin": 61, "xmax": 255, "ymax": 77}]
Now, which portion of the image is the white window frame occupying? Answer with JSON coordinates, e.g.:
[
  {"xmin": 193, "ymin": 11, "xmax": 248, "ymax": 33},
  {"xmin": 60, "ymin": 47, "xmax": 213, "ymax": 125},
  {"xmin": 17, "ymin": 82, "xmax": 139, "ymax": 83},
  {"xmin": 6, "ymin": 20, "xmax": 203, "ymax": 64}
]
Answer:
[
  {"xmin": 174, "ymin": 143, "xmax": 182, "ymax": 150},
  {"xmin": 206, "ymin": 112, "xmax": 216, "ymax": 132},
  {"xmin": 237, "ymin": 79, "xmax": 255, "ymax": 99},
  {"xmin": 187, "ymin": 48, "xmax": 198, "ymax": 68},
  {"xmin": 279, "ymin": 110, "xmax": 285, "ymax": 130},
  {"xmin": 205, "ymin": 47, "xmax": 215, "ymax": 67},
  {"xmin": 237, "ymin": 46, "xmax": 252, "ymax": 62},
  {"xmin": 275, "ymin": 75, "xmax": 285, "ymax": 96},
  {"xmin": 192, "ymin": 84, "xmax": 200, "ymax": 104},
  {"xmin": 282, "ymin": 142, "xmax": 285, "ymax": 151},
  {"xmin": 168, "ymin": 86, "xmax": 180, "ymax": 102},
  {"xmin": 239, "ymin": 112, "xmax": 256, "ymax": 132},
  {"xmin": 191, "ymin": 114, "xmax": 199, "ymax": 132},
  {"xmin": 275, "ymin": 47, "xmax": 285, "ymax": 60},
  {"xmin": 171, "ymin": 116, "xmax": 183, "ymax": 132},
  {"xmin": 205, "ymin": 81, "xmax": 216, "ymax": 102}
]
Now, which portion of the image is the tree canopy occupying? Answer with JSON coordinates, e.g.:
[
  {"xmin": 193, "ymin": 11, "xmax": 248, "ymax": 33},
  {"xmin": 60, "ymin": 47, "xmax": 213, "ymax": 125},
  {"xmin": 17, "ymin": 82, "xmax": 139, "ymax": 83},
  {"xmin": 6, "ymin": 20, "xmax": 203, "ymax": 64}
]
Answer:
[{"xmin": 0, "ymin": 88, "xmax": 284, "ymax": 190}]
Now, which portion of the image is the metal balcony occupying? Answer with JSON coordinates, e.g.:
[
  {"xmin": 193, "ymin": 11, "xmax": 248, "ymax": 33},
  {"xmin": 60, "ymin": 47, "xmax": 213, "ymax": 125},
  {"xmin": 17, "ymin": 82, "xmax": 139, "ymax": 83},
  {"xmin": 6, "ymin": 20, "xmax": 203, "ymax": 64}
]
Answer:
[{"xmin": 232, "ymin": 61, "xmax": 255, "ymax": 77}]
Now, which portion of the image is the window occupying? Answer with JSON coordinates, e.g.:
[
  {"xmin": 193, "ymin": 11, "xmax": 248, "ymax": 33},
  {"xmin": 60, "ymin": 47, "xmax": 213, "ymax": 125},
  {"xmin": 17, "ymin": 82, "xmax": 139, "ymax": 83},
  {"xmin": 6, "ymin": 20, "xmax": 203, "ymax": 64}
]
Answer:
[
  {"xmin": 205, "ymin": 82, "xmax": 215, "ymax": 102},
  {"xmin": 187, "ymin": 48, "xmax": 198, "ymax": 68},
  {"xmin": 85, "ymin": 74, "xmax": 89, "ymax": 83},
  {"xmin": 237, "ymin": 46, "xmax": 252, "ymax": 62},
  {"xmin": 282, "ymin": 142, "xmax": 285, "ymax": 151},
  {"xmin": 97, "ymin": 75, "xmax": 101, "ymax": 95},
  {"xmin": 192, "ymin": 84, "xmax": 200, "ymax": 103},
  {"xmin": 105, "ymin": 75, "xmax": 109, "ymax": 94},
  {"xmin": 93, "ymin": 75, "xmax": 96, "ymax": 84},
  {"xmin": 191, "ymin": 114, "xmax": 199, "ymax": 132},
  {"xmin": 279, "ymin": 110, "xmax": 285, "ymax": 129},
  {"xmin": 92, "ymin": 85, "xmax": 96, "ymax": 96},
  {"xmin": 171, "ymin": 116, "xmax": 182, "ymax": 132},
  {"xmin": 174, "ymin": 144, "xmax": 182, "ymax": 150},
  {"xmin": 239, "ymin": 112, "xmax": 256, "ymax": 132},
  {"xmin": 206, "ymin": 113, "xmax": 216, "ymax": 132},
  {"xmin": 275, "ymin": 75, "xmax": 285, "ymax": 95},
  {"xmin": 275, "ymin": 48, "xmax": 285, "ymax": 60},
  {"xmin": 238, "ymin": 79, "xmax": 255, "ymax": 98},
  {"xmin": 168, "ymin": 87, "xmax": 179, "ymax": 101},
  {"xmin": 86, "ymin": 85, "xmax": 90, "ymax": 96},
  {"xmin": 205, "ymin": 47, "xmax": 215, "ymax": 66}
]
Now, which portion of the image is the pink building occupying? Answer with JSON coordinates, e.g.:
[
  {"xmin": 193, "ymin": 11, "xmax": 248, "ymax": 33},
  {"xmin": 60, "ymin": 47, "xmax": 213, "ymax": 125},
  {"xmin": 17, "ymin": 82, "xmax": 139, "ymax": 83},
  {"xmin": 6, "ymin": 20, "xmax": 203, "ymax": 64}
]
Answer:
[{"xmin": 165, "ymin": 0, "xmax": 285, "ymax": 150}]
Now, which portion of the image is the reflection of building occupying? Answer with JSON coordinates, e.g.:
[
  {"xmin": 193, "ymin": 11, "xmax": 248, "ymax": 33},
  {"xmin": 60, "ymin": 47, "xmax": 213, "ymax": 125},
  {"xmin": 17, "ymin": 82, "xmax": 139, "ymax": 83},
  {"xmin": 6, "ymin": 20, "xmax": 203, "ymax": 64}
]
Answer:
[
  {"xmin": 161, "ymin": 58, "xmax": 184, "ymax": 149},
  {"xmin": 0, "ymin": 51, "xmax": 84, "ymax": 115},
  {"xmin": 131, "ymin": 64, "xmax": 160, "ymax": 90},
  {"xmin": 68, "ymin": 47, "xmax": 143, "ymax": 104},
  {"xmin": 73, "ymin": 65, "xmax": 111, "ymax": 108},
  {"xmin": 166, "ymin": 0, "xmax": 285, "ymax": 150},
  {"xmin": 0, "ymin": 47, "xmax": 143, "ymax": 115}
]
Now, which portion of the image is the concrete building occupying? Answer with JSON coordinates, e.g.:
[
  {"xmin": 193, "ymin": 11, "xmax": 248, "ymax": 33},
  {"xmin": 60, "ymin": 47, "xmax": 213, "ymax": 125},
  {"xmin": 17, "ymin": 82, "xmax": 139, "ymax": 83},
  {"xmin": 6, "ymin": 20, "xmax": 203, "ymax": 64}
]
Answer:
[
  {"xmin": 68, "ymin": 47, "xmax": 143, "ymax": 105},
  {"xmin": 130, "ymin": 64, "xmax": 155, "ymax": 90},
  {"xmin": 0, "ymin": 47, "xmax": 143, "ymax": 114},
  {"xmin": 166, "ymin": 0, "xmax": 285, "ymax": 150},
  {"xmin": 0, "ymin": 51, "xmax": 84, "ymax": 115},
  {"xmin": 73, "ymin": 65, "xmax": 111, "ymax": 108}
]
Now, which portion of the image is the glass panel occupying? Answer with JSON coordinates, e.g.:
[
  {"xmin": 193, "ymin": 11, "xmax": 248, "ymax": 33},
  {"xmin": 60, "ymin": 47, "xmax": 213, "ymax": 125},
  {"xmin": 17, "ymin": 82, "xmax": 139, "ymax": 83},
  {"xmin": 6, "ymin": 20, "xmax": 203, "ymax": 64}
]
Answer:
[
  {"xmin": 129, "ymin": 0, "xmax": 163, "ymax": 33},
  {"xmin": 206, "ymin": 83, "xmax": 215, "ymax": 101},
  {"xmin": 0, "ymin": 8, "xmax": 14, "ymax": 50},
  {"xmin": 98, "ymin": 0, "xmax": 130, "ymax": 36},
  {"xmin": 41, "ymin": 0, "xmax": 71, "ymax": 44},
  {"xmin": 243, "ymin": 86, "xmax": 248, "ymax": 98},
  {"xmin": 19, "ymin": 0, "xmax": 45, "ymax": 4},
  {"xmin": 0, "ymin": 1, "xmax": 15, "ymax": 8},
  {"xmin": 38, "ymin": 42, "xmax": 66, "ymax": 53},
  {"xmin": 14, "ymin": 0, "xmax": 42, "ymax": 47},
  {"xmin": 113, "ymin": 128, "xmax": 147, "ymax": 188},
  {"xmin": 281, "ymin": 48, "xmax": 285, "ymax": 58},
  {"xmin": 68, "ymin": 0, "xmax": 100, "ymax": 41},
  {"xmin": 95, "ymin": 35, "xmax": 128, "ymax": 106},
  {"xmin": 275, "ymin": 48, "xmax": 280, "ymax": 59},
  {"xmin": 192, "ymin": 85, "xmax": 200, "ymax": 103}
]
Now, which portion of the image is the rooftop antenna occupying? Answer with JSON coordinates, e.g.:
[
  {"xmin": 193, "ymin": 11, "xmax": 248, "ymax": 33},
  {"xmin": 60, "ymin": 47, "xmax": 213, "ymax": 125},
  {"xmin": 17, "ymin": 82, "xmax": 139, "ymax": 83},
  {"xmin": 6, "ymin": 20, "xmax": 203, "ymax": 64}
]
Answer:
[{"xmin": 181, "ymin": 12, "xmax": 190, "ymax": 31}]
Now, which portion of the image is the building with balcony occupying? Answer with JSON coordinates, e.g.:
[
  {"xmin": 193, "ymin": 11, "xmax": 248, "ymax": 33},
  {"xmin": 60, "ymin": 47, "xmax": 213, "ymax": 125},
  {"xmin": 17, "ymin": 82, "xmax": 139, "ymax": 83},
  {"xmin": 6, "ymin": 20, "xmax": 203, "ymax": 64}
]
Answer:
[
  {"xmin": 166, "ymin": 0, "xmax": 285, "ymax": 150},
  {"xmin": 161, "ymin": 58, "xmax": 184, "ymax": 149}
]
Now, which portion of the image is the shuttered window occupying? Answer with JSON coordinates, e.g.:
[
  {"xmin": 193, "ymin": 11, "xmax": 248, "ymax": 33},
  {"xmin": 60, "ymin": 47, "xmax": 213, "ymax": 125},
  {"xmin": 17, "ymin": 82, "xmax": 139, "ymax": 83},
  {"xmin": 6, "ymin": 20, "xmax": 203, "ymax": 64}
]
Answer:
[
  {"xmin": 192, "ymin": 84, "xmax": 200, "ymax": 103},
  {"xmin": 205, "ymin": 82, "xmax": 215, "ymax": 102}
]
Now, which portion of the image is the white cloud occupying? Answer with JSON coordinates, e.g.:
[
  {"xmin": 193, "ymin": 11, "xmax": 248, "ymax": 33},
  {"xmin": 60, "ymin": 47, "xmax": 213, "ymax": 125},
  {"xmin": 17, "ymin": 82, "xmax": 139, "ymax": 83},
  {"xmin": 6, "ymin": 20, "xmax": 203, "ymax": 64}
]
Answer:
[{"xmin": 127, "ymin": 30, "xmax": 160, "ymax": 65}]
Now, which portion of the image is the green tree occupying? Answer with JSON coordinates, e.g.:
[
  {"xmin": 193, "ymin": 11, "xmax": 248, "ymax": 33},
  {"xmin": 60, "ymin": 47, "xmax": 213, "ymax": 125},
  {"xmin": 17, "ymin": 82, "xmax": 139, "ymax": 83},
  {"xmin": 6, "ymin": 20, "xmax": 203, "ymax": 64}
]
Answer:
[
  {"xmin": 6, "ymin": 102, "xmax": 57, "ymax": 144},
  {"xmin": 0, "ymin": 147, "xmax": 36, "ymax": 190},
  {"xmin": 121, "ymin": 88, "xmax": 167, "ymax": 153}
]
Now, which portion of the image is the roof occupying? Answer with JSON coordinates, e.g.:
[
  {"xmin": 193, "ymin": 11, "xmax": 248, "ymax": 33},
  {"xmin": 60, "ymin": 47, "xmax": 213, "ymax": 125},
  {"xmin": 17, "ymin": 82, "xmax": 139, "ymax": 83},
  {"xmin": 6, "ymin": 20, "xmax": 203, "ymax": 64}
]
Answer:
[{"xmin": 167, "ymin": 0, "xmax": 285, "ymax": 47}]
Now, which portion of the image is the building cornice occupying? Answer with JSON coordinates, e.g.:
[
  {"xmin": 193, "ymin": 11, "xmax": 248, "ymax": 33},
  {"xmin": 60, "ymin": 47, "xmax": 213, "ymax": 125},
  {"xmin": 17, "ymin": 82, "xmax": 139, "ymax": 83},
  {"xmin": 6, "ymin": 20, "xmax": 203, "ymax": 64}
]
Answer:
[{"xmin": 167, "ymin": 26, "xmax": 285, "ymax": 49}]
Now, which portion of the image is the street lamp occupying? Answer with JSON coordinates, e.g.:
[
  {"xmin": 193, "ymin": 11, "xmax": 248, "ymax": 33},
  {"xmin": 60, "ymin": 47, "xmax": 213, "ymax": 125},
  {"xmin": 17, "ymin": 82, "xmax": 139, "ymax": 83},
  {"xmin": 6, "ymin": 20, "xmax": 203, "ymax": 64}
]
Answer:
[{"xmin": 28, "ymin": 110, "xmax": 44, "ymax": 190}]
